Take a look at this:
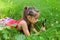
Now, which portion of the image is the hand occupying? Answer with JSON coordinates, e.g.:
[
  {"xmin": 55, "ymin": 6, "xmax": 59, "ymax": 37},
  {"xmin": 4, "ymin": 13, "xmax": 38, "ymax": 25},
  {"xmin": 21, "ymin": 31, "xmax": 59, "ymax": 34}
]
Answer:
[
  {"xmin": 40, "ymin": 26, "xmax": 46, "ymax": 31},
  {"xmin": 35, "ymin": 32, "xmax": 39, "ymax": 35}
]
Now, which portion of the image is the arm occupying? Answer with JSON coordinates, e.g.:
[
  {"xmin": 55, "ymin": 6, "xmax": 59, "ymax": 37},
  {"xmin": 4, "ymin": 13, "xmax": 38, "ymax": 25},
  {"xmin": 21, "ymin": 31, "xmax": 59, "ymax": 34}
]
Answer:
[
  {"xmin": 20, "ymin": 21, "xmax": 30, "ymax": 36},
  {"xmin": 31, "ymin": 24, "xmax": 40, "ymax": 35},
  {"xmin": 31, "ymin": 24, "xmax": 38, "ymax": 33}
]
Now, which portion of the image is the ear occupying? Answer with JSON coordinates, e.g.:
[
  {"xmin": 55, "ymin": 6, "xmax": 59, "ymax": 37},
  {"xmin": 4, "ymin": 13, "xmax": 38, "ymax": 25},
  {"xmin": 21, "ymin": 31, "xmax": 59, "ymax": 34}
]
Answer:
[{"xmin": 27, "ymin": 15, "xmax": 32, "ymax": 20}]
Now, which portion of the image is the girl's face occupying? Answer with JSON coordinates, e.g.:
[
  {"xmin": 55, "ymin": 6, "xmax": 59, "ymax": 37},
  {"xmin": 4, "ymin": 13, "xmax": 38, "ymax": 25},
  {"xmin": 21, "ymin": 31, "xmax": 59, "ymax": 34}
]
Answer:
[{"xmin": 27, "ymin": 11, "xmax": 40, "ymax": 24}]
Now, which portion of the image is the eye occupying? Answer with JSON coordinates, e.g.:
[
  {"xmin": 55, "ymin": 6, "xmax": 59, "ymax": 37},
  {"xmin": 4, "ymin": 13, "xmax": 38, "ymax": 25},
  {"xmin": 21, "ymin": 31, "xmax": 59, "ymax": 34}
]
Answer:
[
  {"xmin": 35, "ymin": 18, "xmax": 38, "ymax": 19},
  {"xmin": 36, "ymin": 18, "xmax": 37, "ymax": 19},
  {"xmin": 35, "ymin": 18, "xmax": 38, "ymax": 20}
]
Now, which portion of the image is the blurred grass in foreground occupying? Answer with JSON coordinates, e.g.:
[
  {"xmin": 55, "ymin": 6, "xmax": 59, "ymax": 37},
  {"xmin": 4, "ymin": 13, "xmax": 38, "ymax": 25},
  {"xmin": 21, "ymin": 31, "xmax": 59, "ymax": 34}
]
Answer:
[{"xmin": 0, "ymin": 0, "xmax": 60, "ymax": 40}]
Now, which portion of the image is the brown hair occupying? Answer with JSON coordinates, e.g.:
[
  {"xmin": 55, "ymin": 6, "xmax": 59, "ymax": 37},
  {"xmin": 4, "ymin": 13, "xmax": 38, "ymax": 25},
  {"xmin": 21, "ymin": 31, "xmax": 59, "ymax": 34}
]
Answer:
[
  {"xmin": 23, "ymin": 6, "xmax": 39, "ymax": 27},
  {"xmin": 23, "ymin": 6, "xmax": 39, "ymax": 18}
]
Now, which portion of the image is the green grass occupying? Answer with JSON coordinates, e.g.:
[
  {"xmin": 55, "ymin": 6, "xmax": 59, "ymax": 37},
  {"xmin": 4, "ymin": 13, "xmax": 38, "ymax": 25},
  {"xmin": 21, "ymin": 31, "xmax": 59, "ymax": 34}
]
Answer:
[{"xmin": 0, "ymin": 0, "xmax": 60, "ymax": 40}]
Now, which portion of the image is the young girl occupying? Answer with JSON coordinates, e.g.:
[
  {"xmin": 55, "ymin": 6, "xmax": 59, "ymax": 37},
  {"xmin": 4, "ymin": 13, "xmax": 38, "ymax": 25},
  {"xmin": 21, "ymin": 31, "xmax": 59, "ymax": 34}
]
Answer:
[{"xmin": 0, "ymin": 6, "xmax": 45, "ymax": 36}]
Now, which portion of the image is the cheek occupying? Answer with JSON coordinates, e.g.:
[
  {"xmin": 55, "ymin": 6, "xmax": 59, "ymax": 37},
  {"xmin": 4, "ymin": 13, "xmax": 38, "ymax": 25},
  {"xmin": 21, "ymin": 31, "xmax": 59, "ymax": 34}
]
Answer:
[
  {"xmin": 33, "ymin": 19, "xmax": 36, "ymax": 22},
  {"xmin": 29, "ymin": 18, "xmax": 33, "ymax": 22},
  {"xmin": 33, "ymin": 19, "xmax": 38, "ymax": 23},
  {"xmin": 31, "ymin": 18, "xmax": 34, "ymax": 22},
  {"xmin": 30, "ymin": 17, "xmax": 37, "ymax": 23}
]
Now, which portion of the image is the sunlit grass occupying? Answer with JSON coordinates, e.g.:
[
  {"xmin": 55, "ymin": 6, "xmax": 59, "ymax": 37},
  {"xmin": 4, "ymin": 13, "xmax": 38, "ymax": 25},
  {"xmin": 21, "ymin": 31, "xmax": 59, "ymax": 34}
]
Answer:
[{"xmin": 0, "ymin": 0, "xmax": 60, "ymax": 40}]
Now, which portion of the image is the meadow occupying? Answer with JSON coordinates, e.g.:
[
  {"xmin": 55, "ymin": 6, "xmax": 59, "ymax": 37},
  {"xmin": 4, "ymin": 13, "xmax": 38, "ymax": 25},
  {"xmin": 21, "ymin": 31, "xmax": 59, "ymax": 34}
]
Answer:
[{"xmin": 0, "ymin": 0, "xmax": 60, "ymax": 40}]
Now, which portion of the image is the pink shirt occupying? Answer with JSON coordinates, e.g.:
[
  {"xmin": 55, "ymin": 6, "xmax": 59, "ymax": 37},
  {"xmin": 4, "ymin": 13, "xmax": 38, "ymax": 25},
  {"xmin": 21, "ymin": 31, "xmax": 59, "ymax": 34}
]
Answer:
[{"xmin": 0, "ymin": 17, "xmax": 23, "ymax": 28}]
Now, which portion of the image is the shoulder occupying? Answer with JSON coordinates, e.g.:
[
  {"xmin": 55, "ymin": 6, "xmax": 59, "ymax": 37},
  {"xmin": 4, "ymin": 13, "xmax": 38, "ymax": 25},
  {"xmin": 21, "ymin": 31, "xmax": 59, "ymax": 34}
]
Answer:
[{"xmin": 19, "ymin": 20, "xmax": 27, "ymax": 25}]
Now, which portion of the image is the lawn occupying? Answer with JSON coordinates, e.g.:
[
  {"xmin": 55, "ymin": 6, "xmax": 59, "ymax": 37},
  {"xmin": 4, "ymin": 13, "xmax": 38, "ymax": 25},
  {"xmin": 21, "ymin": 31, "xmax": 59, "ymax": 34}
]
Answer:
[{"xmin": 0, "ymin": 0, "xmax": 60, "ymax": 40}]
